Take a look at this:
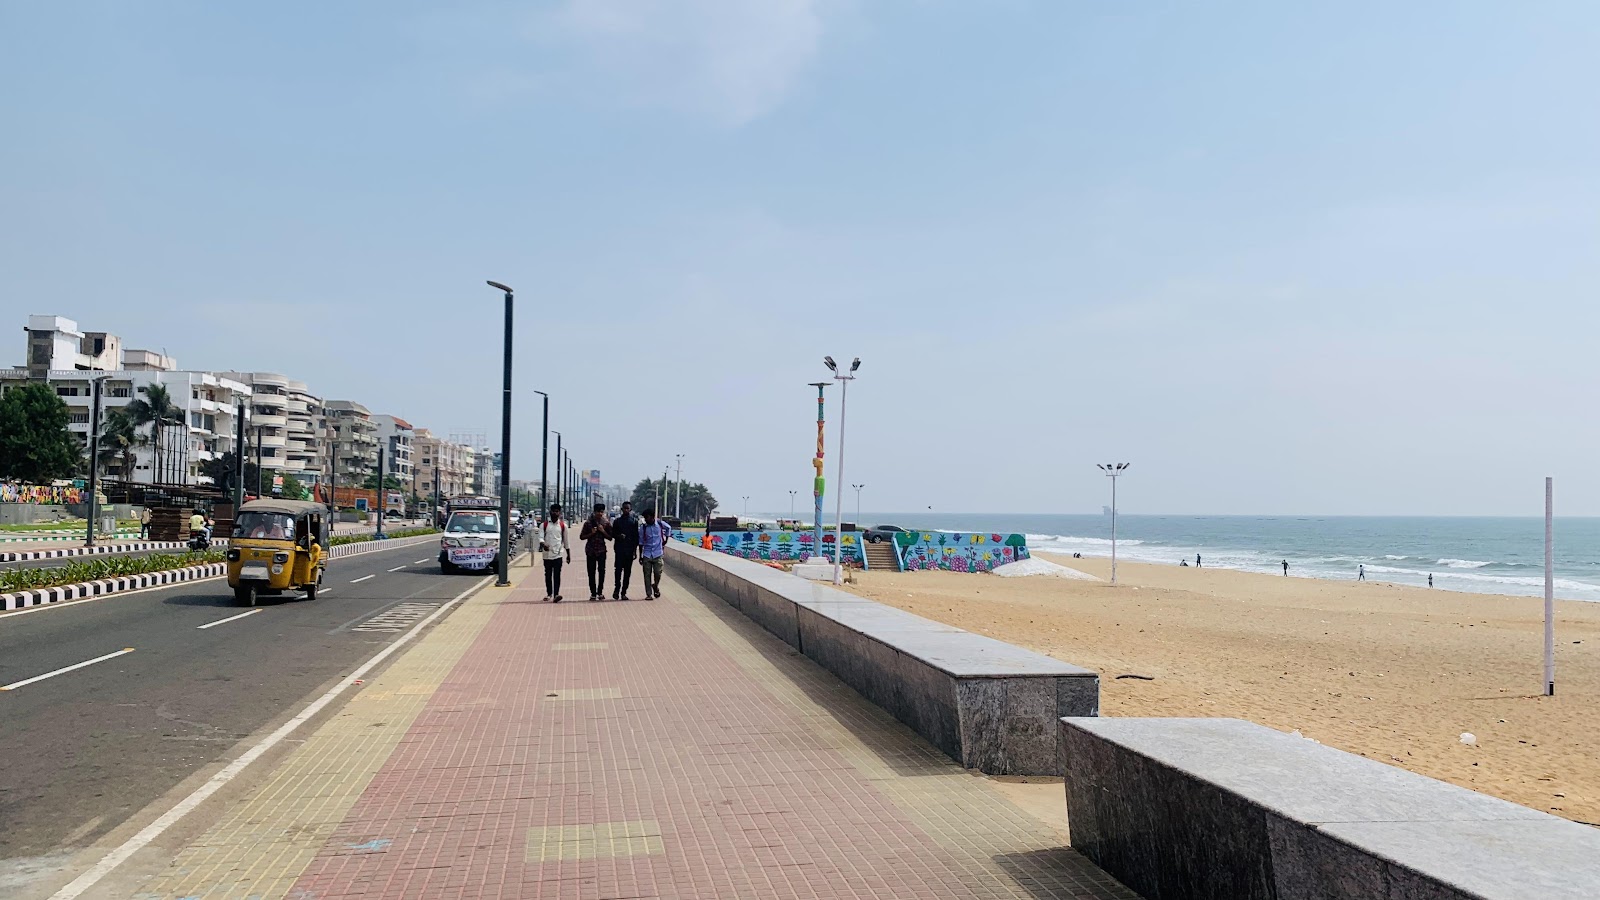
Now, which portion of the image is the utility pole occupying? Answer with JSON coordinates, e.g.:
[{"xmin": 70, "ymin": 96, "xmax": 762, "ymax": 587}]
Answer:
[
  {"xmin": 233, "ymin": 399, "xmax": 245, "ymax": 511},
  {"xmin": 255, "ymin": 425, "xmax": 264, "ymax": 499},
  {"xmin": 852, "ymin": 483, "xmax": 864, "ymax": 522},
  {"xmin": 553, "ymin": 433, "xmax": 563, "ymax": 515},
  {"xmin": 674, "ymin": 453, "xmax": 684, "ymax": 520},
  {"xmin": 375, "ymin": 445, "xmax": 386, "ymax": 539},
  {"xmin": 824, "ymin": 356, "xmax": 860, "ymax": 585},
  {"xmin": 1544, "ymin": 477, "xmax": 1555, "ymax": 697},
  {"xmin": 535, "ymin": 391, "xmax": 548, "ymax": 520},
  {"xmin": 487, "ymin": 280, "xmax": 515, "ymax": 586},
  {"xmin": 84, "ymin": 375, "xmax": 107, "ymax": 547}
]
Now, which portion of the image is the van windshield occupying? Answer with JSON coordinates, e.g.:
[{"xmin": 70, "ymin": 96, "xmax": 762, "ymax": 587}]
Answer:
[{"xmin": 446, "ymin": 512, "xmax": 499, "ymax": 534}]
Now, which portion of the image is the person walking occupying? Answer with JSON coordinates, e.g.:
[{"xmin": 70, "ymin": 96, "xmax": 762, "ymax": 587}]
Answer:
[
  {"xmin": 611, "ymin": 501, "xmax": 640, "ymax": 600},
  {"xmin": 1358, "ymin": 564, "xmax": 1366, "ymax": 582},
  {"xmin": 539, "ymin": 504, "xmax": 571, "ymax": 602},
  {"xmin": 1282, "ymin": 559, "xmax": 1289, "ymax": 576},
  {"xmin": 638, "ymin": 506, "xmax": 670, "ymax": 600},
  {"xmin": 140, "ymin": 506, "xmax": 152, "ymax": 539},
  {"xmin": 1428, "ymin": 573, "xmax": 1434, "ymax": 588},
  {"xmin": 1196, "ymin": 553, "xmax": 1202, "ymax": 568},
  {"xmin": 580, "ymin": 502, "xmax": 612, "ymax": 601}
]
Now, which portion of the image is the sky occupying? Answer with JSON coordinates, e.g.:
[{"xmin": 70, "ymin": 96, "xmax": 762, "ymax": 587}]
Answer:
[{"xmin": 4, "ymin": 1, "xmax": 1600, "ymax": 517}]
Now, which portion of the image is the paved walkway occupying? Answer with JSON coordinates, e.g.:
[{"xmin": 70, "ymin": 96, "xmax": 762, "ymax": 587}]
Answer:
[{"xmin": 121, "ymin": 564, "xmax": 1137, "ymax": 899}]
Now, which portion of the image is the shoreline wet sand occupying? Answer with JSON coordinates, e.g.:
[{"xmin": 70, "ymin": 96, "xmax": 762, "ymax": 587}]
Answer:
[{"xmin": 840, "ymin": 552, "xmax": 1600, "ymax": 826}]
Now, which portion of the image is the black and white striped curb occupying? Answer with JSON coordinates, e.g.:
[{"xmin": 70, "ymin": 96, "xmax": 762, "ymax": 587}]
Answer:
[
  {"xmin": 0, "ymin": 533, "xmax": 441, "ymax": 612},
  {"xmin": 0, "ymin": 540, "xmax": 225, "ymax": 563}
]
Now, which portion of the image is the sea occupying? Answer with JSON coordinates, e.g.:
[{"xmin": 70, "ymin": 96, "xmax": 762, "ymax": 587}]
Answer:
[{"xmin": 759, "ymin": 512, "xmax": 1600, "ymax": 602}]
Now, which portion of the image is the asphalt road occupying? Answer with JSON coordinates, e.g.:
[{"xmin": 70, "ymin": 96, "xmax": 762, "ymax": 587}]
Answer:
[{"xmin": 0, "ymin": 537, "xmax": 498, "ymax": 881}]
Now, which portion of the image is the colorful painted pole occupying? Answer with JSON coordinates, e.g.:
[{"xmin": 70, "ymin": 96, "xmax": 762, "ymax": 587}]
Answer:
[{"xmin": 809, "ymin": 382, "xmax": 829, "ymax": 556}]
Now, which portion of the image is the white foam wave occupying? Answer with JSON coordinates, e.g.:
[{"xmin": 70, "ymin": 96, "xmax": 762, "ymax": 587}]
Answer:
[
  {"xmin": 1437, "ymin": 558, "xmax": 1492, "ymax": 569},
  {"xmin": 1384, "ymin": 555, "xmax": 1408, "ymax": 560},
  {"xmin": 1026, "ymin": 534, "xmax": 1145, "ymax": 548}
]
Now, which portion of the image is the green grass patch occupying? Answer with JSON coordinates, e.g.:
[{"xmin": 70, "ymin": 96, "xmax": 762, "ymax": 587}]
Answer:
[
  {"xmin": 0, "ymin": 549, "xmax": 227, "ymax": 594},
  {"xmin": 329, "ymin": 527, "xmax": 438, "ymax": 547}
]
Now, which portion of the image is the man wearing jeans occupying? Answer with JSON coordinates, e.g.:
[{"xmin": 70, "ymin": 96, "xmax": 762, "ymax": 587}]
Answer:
[
  {"xmin": 579, "ymin": 502, "xmax": 611, "ymax": 601},
  {"xmin": 638, "ymin": 507, "xmax": 669, "ymax": 600},
  {"xmin": 611, "ymin": 501, "xmax": 640, "ymax": 600},
  {"xmin": 539, "ymin": 504, "xmax": 571, "ymax": 602}
]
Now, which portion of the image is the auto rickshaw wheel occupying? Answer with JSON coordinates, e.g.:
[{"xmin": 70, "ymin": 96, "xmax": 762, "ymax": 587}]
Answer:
[{"xmin": 234, "ymin": 585, "xmax": 257, "ymax": 607}]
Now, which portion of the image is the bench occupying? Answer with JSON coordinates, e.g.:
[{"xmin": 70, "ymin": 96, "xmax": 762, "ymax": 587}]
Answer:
[
  {"xmin": 1060, "ymin": 717, "xmax": 1600, "ymax": 899},
  {"xmin": 666, "ymin": 540, "xmax": 1098, "ymax": 775}
]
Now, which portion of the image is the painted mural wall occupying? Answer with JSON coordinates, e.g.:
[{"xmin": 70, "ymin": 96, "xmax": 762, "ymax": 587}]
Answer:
[
  {"xmin": 1, "ymin": 482, "xmax": 86, "ymax": 505},
  {"xmin": 894, "ymin": 530, "xmax": 1030, "ymax": 572},
  {"xmin": 673, "ymin": 529, "xmax": 864, "ymax": 565}
]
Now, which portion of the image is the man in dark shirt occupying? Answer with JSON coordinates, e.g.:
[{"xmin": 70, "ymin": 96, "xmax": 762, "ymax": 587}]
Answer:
[
  {"xmin": 579, "ymin": 502, "xmax": 612, "ymax": 601},
  {"xmin": 610, "ymin": 501, "xmax": 640, "ymax": 600}
]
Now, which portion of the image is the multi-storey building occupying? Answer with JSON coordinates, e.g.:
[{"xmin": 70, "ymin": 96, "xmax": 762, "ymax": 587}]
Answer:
[
  {"xmin": 412, "ymin": 429, "xmax": 471, "ymax": 500},
  {"xmin": 222, "ymin": 373, "xmax": 324, "ymax": 488},
  {"xmin": 372, "ymin": 415, "xmax": 415, "ymax": 487},
  {"xmin": 323, "ymin": 400, "xmax": 378, "ymax": 485},
  {"xmin": 3, "ymin": 315, "xmax": 251, "ymax": 484}
]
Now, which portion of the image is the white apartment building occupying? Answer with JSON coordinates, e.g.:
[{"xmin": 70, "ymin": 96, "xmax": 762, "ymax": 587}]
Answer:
[
  {"xmin": 412, "ymin": 429, "xmax": 471, "ymax": 499},
  {"xmin": 323, "ymin": 399, "xmax": 378, "ymax": 483},
  {"xmin": 4, "ymin": 316, "xmax": 250, "ymax": 484},
  {"xmin": 372, "ymin": 415, "xmax": 415, "ymax": 485},
  {"xmin": 222, "ymin": 372, "xmax": 324, "ymax": 487}
]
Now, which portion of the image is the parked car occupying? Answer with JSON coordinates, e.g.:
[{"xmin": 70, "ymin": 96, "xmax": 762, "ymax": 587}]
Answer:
[{"xmin": 865, "ymin": 524, "xmax": 906, "ymax": 543}]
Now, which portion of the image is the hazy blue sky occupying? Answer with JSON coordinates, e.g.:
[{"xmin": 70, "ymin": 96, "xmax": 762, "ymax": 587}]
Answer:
[{"xmin": 5, "ymin": 2, "xmax": 1599, "ymax": 516}]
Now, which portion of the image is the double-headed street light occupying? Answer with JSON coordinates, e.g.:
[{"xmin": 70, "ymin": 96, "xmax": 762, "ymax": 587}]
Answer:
[
  {"xmin": 851, "ymin": 483, "xmax": 864, "ymax": 522},
  {"xmin": 824, "ymin": 356, "xmax": 860, "ymax": 585},
  {"xmin": 487, "ymin": 280, "xmax": 515, "ymax": 587},
  {"xmin": 788, "ymin": 489, "xmax": 797, "ymax": 516},
  {"xmin": 1097, "ymin": 462, "xmax": 1130, "ymax": 585}
]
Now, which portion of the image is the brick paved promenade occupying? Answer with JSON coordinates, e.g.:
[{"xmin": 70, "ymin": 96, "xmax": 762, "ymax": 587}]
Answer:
[{"xmin": 122, "ymin": 565, "xmax": 1138, "ymax": 899}]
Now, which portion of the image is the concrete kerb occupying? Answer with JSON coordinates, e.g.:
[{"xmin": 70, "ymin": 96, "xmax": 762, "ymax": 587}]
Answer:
[
  {"xmin": 0, "ymin": 540, "xmax": 207, "ymax": 563},
  {"xmin": 1, "ymin": 534, "xmax": 440, "ymax": 612},
  {"xmin": 665, "ymin": 540, "xmax": 1099, "ymax": 775},
  {"xmin": 1059, "ymin": 717, "xmax": 1600, "ymax": 900}
]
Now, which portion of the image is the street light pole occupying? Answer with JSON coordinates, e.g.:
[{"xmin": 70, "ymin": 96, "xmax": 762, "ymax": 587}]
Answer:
[
  {"xmin": 255, "ymin": 425, "xmax": 264, "ymax": 499},
  {"xmin": 1097, "ymin": 463, "xmax": 1130, "ymax": 585},
  {"xmin": 84, "ymin": 375, "xmax": 108, "ymax": 547},
  {"xmin": 553, "ymin": 432, "xmax": 562, "ymax": 517},
  {"xmin": 535, "ymin": 391, "xmax": 548, "ymax": 520},
  {"xmin": 789, "ymin": 490, "xmax": 797, "ymax": 516},
  {"xmin": 674, "ymin": 453, "xmax": 684, "ymax": 520},
  {"xmin": 487, "ymin": 280, "xmax": 515, "ymax": 587},
  {"xmin": 374, "ymin": 445, "xmax": 385, "ymax": 539},
  {"xmin": 742, "ymin": 495, "xmax": 750, "ymax": 518},
  {"xmin": 825, "ymin": 356, "xmax": 860, "ymax": 585},
  {"xmin": 233, "ymin": 399, "xmax": 246, "ymax": 511},
  {"xmin": 851, "ymin": 483, "xmax": 864, "ymax": 522}
]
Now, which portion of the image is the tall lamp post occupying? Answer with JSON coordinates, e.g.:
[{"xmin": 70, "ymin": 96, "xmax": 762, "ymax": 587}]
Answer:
[
  {"xmin": 742, "ymin": 495, "xmax": 750, "ymax": 518},
  {"xmin": 788, "ymin": 490, "xmax": 797, "ymax": 517},
  {"xmin": 674, "ymin": 453, "xmax": 685, "ymax": 520},
  {"xmin": 84, "ymin": 375, "xmax": 109, "ymax": 547},
  {"xmin": 1097, "ymin": 463, "xmax": 1130, "ymax": 585},
  {"xmin": 824, "ymin": 356, "xmax": 859, "ymax": 585},
  {"xmin": 487, "ymin": 280, "xmax": 515, "ymax": 587},
  {"xmin": 809, "ymin": 382, "xmax": 829, "ymax": 555},
  {"xmin": 534, "ymin": 391, "xmax": 548, "ymax": 521},
  {"xmin": 553, "ymin": 432, "xmax": 562, "ymax": 517},
  {"xmin": 851, "ymin": 483, "xmax": 864, "ymax": 522}
]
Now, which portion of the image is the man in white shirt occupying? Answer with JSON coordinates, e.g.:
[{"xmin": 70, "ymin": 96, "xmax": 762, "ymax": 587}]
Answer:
[{"xmin": 538, "ymin": 504, "xmax": 572, "ymax": 602}]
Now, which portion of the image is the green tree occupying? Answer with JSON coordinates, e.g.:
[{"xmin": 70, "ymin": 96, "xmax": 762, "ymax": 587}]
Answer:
[
  {"xmin": 198, "ymin": 451, "xmax": 262, "ymax": 494},
  {"xmin": 0, "ymin": 383, "xmax": 80, "ymax": 482},
  {"xmin": 278, "ymin": 473, "xmax": 309, "ymax": 500},
  {"xmin": 361, "ymin": 473, "xmax": 405, "ymax": 491},
  {"xmin": 629, "ymin": 477, "xmax": 717, "ymax": 520},
  {"xmin": 126, "ymin": 383, "xmax": 183, "ymax": 483},
  {"xmin": 99, "ymin": 406, "xmax": 140, "ymax": 479}
]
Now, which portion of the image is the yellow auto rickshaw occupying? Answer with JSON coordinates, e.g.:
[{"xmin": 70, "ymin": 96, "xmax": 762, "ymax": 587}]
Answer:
[{"xmin": 226, "ymin": 499, "xmax": 329, "ymax": 606}]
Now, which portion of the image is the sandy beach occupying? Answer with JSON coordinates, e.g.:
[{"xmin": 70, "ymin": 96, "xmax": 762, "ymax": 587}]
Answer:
[{"xmin": 841, "ymin": 553, "xmax": 1600, "ymax": 826}]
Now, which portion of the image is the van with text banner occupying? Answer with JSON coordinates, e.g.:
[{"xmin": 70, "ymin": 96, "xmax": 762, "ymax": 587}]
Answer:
[{"xmin": 438, "ymin": 496, "xmax": 501, "ymax": 574}]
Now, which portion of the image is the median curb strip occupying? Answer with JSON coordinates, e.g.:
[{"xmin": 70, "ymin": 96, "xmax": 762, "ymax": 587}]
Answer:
[
  {"xmin": 0, "ymin": 532, "xmax": 142, "ymax": 544},
  {"xmin": 0, "ymin": 540, "xmax": 211, "ymax": 563},
  {"xmin": 1, "ymin": 534, "xmax": 440, "ymax": 612}
]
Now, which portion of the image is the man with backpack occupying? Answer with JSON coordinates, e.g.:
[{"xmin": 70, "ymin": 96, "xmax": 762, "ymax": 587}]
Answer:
[
  {"xmin": 638, "ymin": 507, "xmax": 670, "ymax": 600},
  {"xmin": 538, "ymin": 504, "xmax": 571, "ymax": 602},
  {"xmin": 610, "ymin": 501, "xmax": 640, "ymax": 600}
]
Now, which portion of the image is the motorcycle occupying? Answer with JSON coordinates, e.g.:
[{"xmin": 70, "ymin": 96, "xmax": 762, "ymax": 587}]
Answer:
[{"xmin": 188, "ymin": 530, "xmax": 212, "ymax": 552}]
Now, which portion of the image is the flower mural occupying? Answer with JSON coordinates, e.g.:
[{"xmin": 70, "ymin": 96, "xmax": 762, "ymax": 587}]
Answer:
[{"xmin": 893, "ymin": 530, "xmax": 1031, "ymax": 573}]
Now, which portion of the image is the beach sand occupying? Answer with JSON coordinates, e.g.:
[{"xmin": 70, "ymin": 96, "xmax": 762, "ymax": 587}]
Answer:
[{"xmin": 840, "ymin": 553, "xmax": 1600, "ymax": 826}]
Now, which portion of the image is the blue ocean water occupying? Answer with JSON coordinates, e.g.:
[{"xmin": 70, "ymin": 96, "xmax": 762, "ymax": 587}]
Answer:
[{"xmin": 761, "ymin": 512, "xmax": 1600, "ymax": 601}]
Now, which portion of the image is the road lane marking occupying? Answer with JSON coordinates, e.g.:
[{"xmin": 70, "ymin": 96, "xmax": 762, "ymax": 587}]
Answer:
[
  {"xmin": 388, "ymin": 565, "xmax": 406, "ymax": 572},
  {"xmin": 47, "ymin": 574, "xmax": 497, "ymax": 900},
  {"xmin": 352, "ymin": 602, "xmax": 442, "ymax": 633},
  {"xmin": 350, "ymin": 574, "xmax": 375, "ymax": 583},
  {"xmin": 197, "ymin": 609, "xmax": 262, "ymax": 630},
  {"xmin": 2, "ymin": 648, "xmax": 136, "ymax": 691},
  {"xmin": 414, "ymin": 558, "xmax": 430, "ymax": 564}
]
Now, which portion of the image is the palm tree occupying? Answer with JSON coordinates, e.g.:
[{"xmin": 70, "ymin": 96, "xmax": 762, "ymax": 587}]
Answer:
[
  {"xmin": 126, "ymin": 383, "xmax": 182, "ymax": 484},
  {"xmin": 99, "ymin": 407, "xmax": 140, "ymax": 480}
]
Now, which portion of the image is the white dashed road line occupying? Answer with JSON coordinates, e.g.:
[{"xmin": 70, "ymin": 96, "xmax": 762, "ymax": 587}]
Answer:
[
  {"xmin": 388, "ymin": 565, "xmax": 406, "ymax": 572},
  {"xmin": 2, "ymin": 648, "xmax": 136, "ymax": 691},
  {"xmin": 414, "ymin": 558, "xmax": 430, "ymax": 564},
  {"xmin": 350, "ymin": 574, "xmax": 375, "ymax": 583},
  {"xmin": 196, "ymin": 609, "xmax": 262, "ymax": 630}
]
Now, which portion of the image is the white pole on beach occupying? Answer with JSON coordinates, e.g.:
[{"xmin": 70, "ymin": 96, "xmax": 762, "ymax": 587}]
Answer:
[
  {"xmin": 825, "ymin": 356, "xmax": 859, "ymax": 586},
  {"xmin": 1544, "ymin": 477, "xmax": 1555, "ymax": 697},
  {"xmin": 1098, "ymin": 463, "xmax": 1129, "ymax": 585}
]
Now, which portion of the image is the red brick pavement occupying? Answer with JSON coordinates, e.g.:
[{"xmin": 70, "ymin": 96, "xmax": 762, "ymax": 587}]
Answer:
[{"xmin": 283, "ymin": 571, "xmax": 1134, "ymax": 899}]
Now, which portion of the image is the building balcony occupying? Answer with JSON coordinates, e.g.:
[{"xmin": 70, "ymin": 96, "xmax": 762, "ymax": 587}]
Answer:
[
  {"xmin": 253, "ymin": 391, "xmax": 288, "ymax": 408},
  {"xmin": 259, "ymin": 433, "xmax": 288, "ymax": 449},
  {"xmin": 253, "ymin": 413, "xmax": 288, "ymax": 429}
]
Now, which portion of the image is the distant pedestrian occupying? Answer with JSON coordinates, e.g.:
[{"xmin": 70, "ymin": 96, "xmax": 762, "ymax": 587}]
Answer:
[
  {"xmin": 580, "ymin": 502, "xmax": 612, "ymax": 601},
  {"xmin": 638, "ymin": 507, "xmax": 670, "ymax": 600},
  {"xmin": 1196, "ymin": 553, "xmax": 1202, "ymax": 568},
  {"xmin": 1428, "ymin": 573, "xmax": 1433, "ymax": 588},
  {"xmin": 611, "ymin": 501, "xmax": 640, "ymax": 600},
  {"xmin": 1282, "ymin": 559, "xmax": 1289, "ymax": 576},
  {"xmin": 1358, "ymin": 564, "xmax": 1366, "ymax": 582},
  {"xmin": 539, "ymin": 504, "xmax": 571, "ymax": 602},
  {"xmin": 140, "ymin": 506, "xmax": 152, "ymax": 539}
]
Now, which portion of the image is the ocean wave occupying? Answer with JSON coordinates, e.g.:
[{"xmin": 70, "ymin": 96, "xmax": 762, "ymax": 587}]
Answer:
[
  {"xmin": 1384, "ymin": 555, "xmax": 1408, "ymax": 560},
  {"xmin": 1437, "ymin": 558, "xmax": 1492, "ymax": 569},
  {"xmin": 1026, "ymin": 534, "xmax": 1145, "ymax": 547}
]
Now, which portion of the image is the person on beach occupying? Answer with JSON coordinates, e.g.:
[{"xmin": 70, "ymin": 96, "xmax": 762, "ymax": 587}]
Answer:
[
  {"xmin": 1282, "ymin": 559, "xmax": 1289, "ymax": 576},
  {"xmin": 539, "ymin": 504, "xmax": 571, "ymax": 602},
  {"xmin": 1196, "ymin": 553, "xmax": 1202, "ymax": 568},
  {"xmin": 638, "ymin": 507, "xmax": 670, "ymax": 600},
  {"xmin": 611, "ymin": 501, "xmax": 640, "ymax": 600},
  {"xmin": 140, "ymin": 506, "xmax": 152, "ymax": 539},
  {"xmin": 580, "ymin": 502, "xmax": 611, "ymax": 601},
  {"xmin": 1358, "ymin": 564, "xmax": 1366, "ymax": 581},
  {"xmin": 1429, "ymin": 573, "xmax": 1434, "ymax": 588}
]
